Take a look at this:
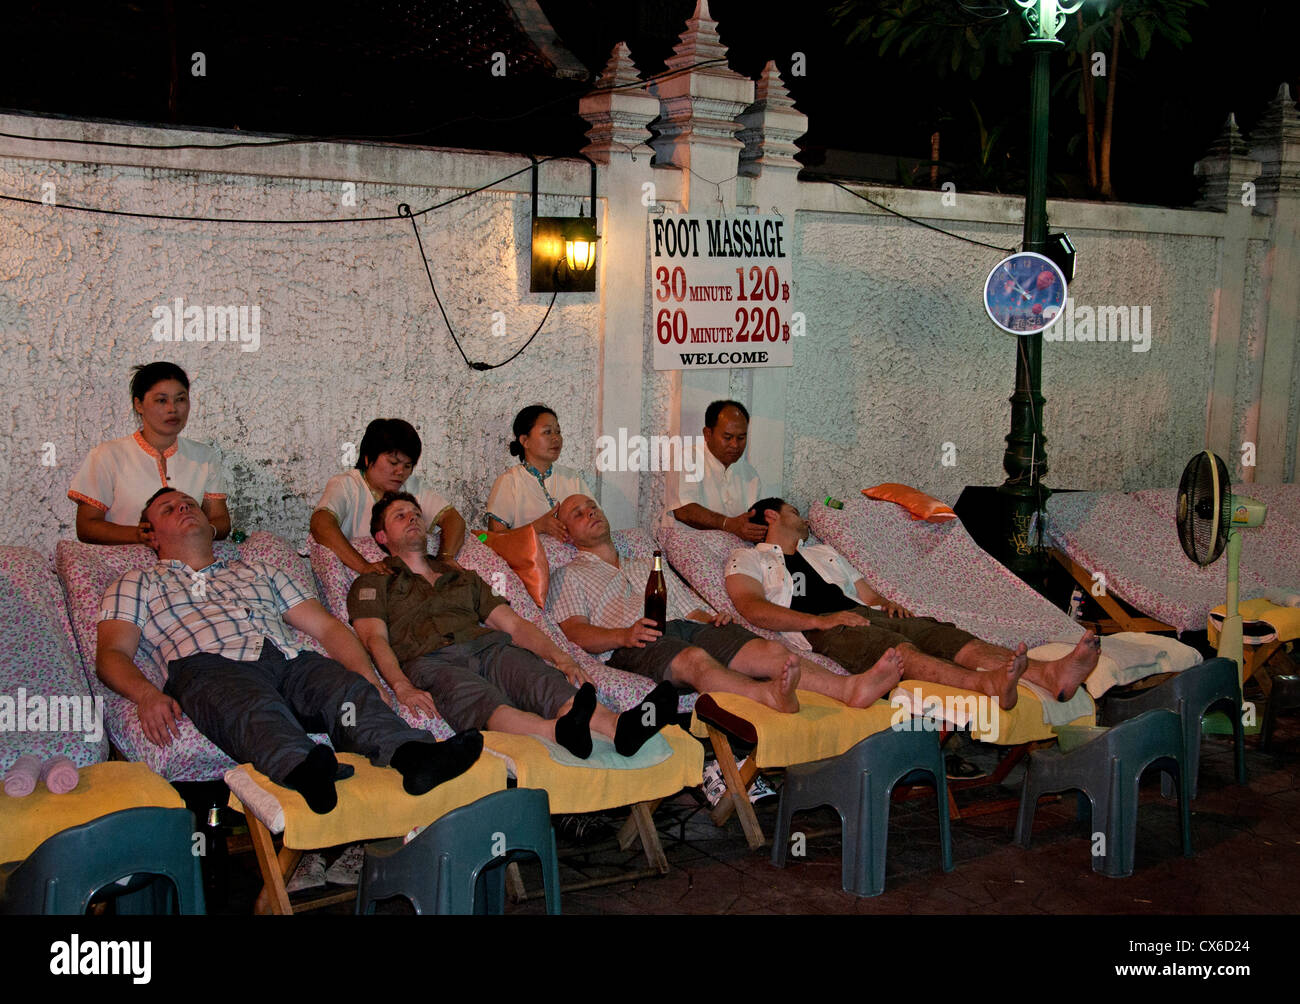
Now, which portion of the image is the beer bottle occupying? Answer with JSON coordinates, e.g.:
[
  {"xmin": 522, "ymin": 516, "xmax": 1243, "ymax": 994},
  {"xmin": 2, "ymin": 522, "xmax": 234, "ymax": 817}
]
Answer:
[{"xmin": 644, "ymin": 550, "xmax": 668, "ymax": 633}]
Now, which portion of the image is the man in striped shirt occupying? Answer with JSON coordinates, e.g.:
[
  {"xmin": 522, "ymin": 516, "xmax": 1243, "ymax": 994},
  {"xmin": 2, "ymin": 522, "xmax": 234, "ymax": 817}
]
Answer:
[{"xmin": 96, "ymin": 488, "xmax": 482, "ymax": 813}]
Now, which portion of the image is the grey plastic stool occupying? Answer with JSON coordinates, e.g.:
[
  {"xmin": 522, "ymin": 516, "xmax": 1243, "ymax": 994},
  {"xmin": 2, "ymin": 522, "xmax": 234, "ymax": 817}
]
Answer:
[
  {"xmin": 1262, "ymin": 674, "xmax": 1300, "ymax": 751},
  {"xmin": 0, "ymin": 806, "xmax": 205, "ymax": 915},
  {"xmin": 1015, "ymin": 708, "xmax": 1192, "ymax": 878},
  {"xmin": 356, "ymin": 788, "xmax": 560, "ymax": 915},
  {"xmin": 770, "ymin": 723, "xmax": 953, "ymax": 897},
  {"xmin": 1102, "ymin": 657, "xmax": 1245, "ymax": 798}
]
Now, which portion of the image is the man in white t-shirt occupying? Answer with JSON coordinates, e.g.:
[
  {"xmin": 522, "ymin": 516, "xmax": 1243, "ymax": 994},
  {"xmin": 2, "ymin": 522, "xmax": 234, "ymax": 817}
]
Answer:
[
  {"xmin": 668, "ymin": 400, "xmax": 766, "ymax": 542},
  {"xmin": 725, "ymin": 498, "xmax": 1103, "ymax": 710}
]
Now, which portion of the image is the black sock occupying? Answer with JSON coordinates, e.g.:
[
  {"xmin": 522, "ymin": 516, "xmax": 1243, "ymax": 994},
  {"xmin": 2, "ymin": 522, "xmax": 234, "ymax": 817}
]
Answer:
[
  {"xmin": 283, "ymin": 745, "xmax": 340, "ymax": 814},
  {"xmin": 555, "ymin": 683, "xmax": 597, "ymax": 759},
  {"xmin": 615, "ymin": 681, "xmax": 677, "ymax": 757},
  {"xmin": 391, "ymin": 731, "xmax": 483, "ymax": 796}
]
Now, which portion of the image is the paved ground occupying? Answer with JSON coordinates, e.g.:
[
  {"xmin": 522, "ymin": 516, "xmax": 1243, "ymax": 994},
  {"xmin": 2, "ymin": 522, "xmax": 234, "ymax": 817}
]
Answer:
[{"xmin": 207, "ymin": 672, "xmax": 1300, "ymax": 917}]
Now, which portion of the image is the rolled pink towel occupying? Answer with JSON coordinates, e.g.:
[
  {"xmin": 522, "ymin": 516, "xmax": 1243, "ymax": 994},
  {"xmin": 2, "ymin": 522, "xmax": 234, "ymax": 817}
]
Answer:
[
  {"xmin": 40, "ymin": 755, "xmax": 80, "ymax": 795},
  {"xmin": 4, "ymin": 755, "xmax": 42, "ymax": 797}
]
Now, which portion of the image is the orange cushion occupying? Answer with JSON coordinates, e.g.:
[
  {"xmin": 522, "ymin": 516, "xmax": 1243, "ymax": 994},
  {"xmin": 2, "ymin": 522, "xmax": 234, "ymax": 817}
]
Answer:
[
  {"xmin": 481, "ymin": 525, "xmax": 550, "ymax": 606},
  {"xmin": 862, "ymin": 483, "xmax": 957, "ymax": 523}
]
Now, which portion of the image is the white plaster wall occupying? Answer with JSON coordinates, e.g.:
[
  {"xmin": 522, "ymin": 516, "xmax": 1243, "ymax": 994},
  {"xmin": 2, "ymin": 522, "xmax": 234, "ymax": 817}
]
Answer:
[
  {"xmin": 0, "ymin": 151, "xmax": 601, "ymax": 549},
  {"xmin": 1, "ymin": 115, "xmax": 1291, "ymax": 558},
  {"xmin": 787, "ymin": 210, "xmax": 1221, "ymax": 513}
]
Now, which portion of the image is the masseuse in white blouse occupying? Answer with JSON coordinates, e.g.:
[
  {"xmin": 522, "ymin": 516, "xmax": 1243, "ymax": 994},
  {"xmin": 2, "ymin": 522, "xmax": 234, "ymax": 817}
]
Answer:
[
  {"xmin": 310, "ymin": 418, "xmax": 467, "ymax": 575},
  {"xmin": 69, "ymin": 362, "xmax": 230, "ymax": 545},
  {"xmin": 485, "ymin": 404, "xmax": 591, "ymax": 541}
]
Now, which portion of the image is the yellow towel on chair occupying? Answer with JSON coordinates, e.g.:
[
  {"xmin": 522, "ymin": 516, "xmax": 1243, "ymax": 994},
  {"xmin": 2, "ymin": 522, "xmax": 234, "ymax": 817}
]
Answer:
[
  {"xmin": 0, "ymin": 761, "xmax": 183, "ymax": 865},
  {"xmin": 690, "ymin": 683, "xmax": 1095, "ymax": 769},
  {"xmin": 1208, "ymin": 598, "xmax": 1300, "ymax": 645},
  {"xmin": 481, "ymin": 726, "xmax": 703, "ymax": 815},
  {"xmin": 689, "ymin": 690, "xmax": 898, "ymax": 769},
  {"xmin": 226, "ymin": 752, "xmax": 507, "ymax": 850}
]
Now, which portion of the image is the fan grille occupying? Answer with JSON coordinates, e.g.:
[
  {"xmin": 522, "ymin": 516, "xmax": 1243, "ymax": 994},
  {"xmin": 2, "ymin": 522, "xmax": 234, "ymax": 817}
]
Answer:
[{"xmin": 1177, "ymin": 450, "xmax": 1230, "ymax": 565}]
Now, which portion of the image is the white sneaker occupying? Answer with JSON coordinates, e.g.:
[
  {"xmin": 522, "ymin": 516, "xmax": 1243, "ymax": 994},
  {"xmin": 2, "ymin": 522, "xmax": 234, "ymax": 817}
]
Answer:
[
  {"xmin": 701, "ymin": 757, "xmax": 774, "ymax": 806},
  {"xmin": 324, "ymin": 843, "xmax": 366, "ymax": 886},
  {"xmin": 286, "ymin": 852, "xmax": 326, "ymax": 893},
  {"xmin": 747, "ymin": 771, "xmax": 777, "ymax": 805},
  {"xmin": 701, "ymin": 760, "xmax": 727, "ymax": 806}
]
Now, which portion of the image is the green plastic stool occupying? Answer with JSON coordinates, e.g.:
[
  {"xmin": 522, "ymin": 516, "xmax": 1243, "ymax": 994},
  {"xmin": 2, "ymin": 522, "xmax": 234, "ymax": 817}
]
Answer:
[
  {"xmin": 356, "ymin": 788, "xmax": 561, "ymax": 915},
  {"xmin": 1015, "ymin": 708, "xmax": 1192, "ymax": 878},
  {"xmin": 0, "ymin": 806, "xmax": 205, "ymax": 915},
  {"xmin": 770, "ymin": 723, "xmax": 953, "ymax": 897},
  {"xmin": 1101, "ymin": 657, "xmax": 1246, "ymax": 799}
]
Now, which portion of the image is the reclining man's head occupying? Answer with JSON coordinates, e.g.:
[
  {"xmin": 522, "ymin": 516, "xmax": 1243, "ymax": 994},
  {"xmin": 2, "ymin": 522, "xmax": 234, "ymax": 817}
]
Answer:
[
  {"xmin": 140, "ymin": 488, "xmax": 212, "ymax": 556},
  {"xmin": 750, "ymin": 497, "xmax": 810, "ymax": 544},
  {"xmin": 371, "ymin": 491, "xmax": 425, "ymax": 555},
  {"xmin": 556, "ymin": 494, "xmax": 610, "ymax": 548}
]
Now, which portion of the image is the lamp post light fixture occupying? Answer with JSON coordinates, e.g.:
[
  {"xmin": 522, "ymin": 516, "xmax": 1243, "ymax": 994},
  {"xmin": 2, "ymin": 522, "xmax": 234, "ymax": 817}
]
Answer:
[
  {"xmin": 530, "ymin": 156, "xmax": 599, "ymax": 293},
  {"xmin": 997, "ymin": 0, "xmax": 1086, "ymax": 583}
]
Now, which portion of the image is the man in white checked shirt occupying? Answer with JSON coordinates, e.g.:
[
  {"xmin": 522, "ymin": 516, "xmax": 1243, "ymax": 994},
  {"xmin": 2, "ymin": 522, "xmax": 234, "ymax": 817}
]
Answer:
[
  {"xmin": 95, "ymin": 487, "xmax": 482, "ymax": 814},
  {"xmin": 549, "ymin": 495, "xmax": 901, "ymax": 711}
]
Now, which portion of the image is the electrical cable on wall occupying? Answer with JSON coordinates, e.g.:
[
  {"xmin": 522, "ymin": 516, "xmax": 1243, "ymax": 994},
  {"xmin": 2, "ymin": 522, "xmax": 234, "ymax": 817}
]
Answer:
[
  {"xmin": 398, "ymin": 203, "xmax": 557, "ymax": 371},
  {"xmin": 0, "ymin": 157, "xmax": 574, "ymax": 371}
]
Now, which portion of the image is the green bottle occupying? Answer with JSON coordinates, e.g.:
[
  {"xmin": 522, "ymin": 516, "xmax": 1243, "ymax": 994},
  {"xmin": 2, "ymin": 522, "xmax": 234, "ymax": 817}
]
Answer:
[{"xmin": 824, "ymin": 497, "xmax": 844, "ymax": 510}]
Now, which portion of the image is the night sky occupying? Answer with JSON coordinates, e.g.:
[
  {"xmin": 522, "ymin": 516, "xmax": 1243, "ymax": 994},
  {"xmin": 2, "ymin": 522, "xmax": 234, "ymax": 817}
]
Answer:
[{"xmin": 1, "ymin": 1, "xmax": 1296, "ymax": 207}]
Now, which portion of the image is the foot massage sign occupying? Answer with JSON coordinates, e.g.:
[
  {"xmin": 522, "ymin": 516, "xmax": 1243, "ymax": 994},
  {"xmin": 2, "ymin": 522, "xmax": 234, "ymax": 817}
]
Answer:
[{"xmin": 650, "ymin": 214, "xmax": 795, "ymax": 371}]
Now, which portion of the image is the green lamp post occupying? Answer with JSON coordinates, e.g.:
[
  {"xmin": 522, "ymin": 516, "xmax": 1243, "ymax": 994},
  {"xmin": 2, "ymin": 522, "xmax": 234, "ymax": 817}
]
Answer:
[{"xmin": 998, "ymin": 0, "xmax": 1085, "ymax": 583}]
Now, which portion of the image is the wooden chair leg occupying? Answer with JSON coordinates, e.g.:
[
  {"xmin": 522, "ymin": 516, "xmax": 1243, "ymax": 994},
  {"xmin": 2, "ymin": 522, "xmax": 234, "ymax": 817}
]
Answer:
[
  {"xmin": 248, "ymin": 815, "xmax": 296, "ymax": 916},
  {"xmin": 626, "ymin": 801, "xmax": 670, "ymax": 874},
  {"xmin": 618, "ymin": 798, "xmax": 662, "ymax": 851},
  {"xmin": 504, "ymin": 861, "xmax": 527, "ymax": 903},
  {"xmin": 706, "ymin": 725, "xmax": 765, "ymax": 849}
]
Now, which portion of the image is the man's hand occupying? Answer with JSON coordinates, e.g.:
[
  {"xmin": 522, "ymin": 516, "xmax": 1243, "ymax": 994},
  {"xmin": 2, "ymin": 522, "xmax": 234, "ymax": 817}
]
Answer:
[
  {"xmin": 359, "ymin": 561, "xmax": 393, "ymax": 575},
  {"xmin": 723, "ymin": 512, "xmax": 767, "ymax": 542},
  {"xmin": 621, "ymin": 618, "xmax": 662, "ymax": 649},
  {"xmin": 861, "ymin": 588, "xmax": 908, "ymax": 618},
  {"xmin": 689, "ymin": 608, "xmax": 732, "ymax": 627},
  {"xmin": 138, "ymin": 689, "xmax": 183, "ymax": 747},
  {"xmin": 533, "ymin": 509, "xmax": 570, "ymax": 542},
  {"xmin": 136, "ymin": 521, "xmax": 156, "ymax": 548},
  {"xmin": 392, "ymin": 681, "xmax": 438, "ymax": 717},
  {"xmin": 554, "ymin": 654, "xmax": 594, "ymax": 688},
  {"xmin": 818, "ymin": 610, "xmax": 872, "ymax": 629}
]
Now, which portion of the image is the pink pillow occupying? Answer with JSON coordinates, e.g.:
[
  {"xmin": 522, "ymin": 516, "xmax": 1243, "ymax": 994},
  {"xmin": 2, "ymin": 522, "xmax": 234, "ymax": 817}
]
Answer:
[{"xmin": 862, "ymin": 483, "xmax": 958, "ymax": 523}]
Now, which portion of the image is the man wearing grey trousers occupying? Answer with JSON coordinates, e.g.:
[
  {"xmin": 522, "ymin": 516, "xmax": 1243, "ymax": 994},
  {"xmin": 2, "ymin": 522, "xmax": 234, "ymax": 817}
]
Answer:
[
  {"xmin": 347, "ymin": 491, "xmax": 676, "ymax": 759},
  {"xmin": 95, "ymin": 487, "xmax": 482, "ymax": 814}
]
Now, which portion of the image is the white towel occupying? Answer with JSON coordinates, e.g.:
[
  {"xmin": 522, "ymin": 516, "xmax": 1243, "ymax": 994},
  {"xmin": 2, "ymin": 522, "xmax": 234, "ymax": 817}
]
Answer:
[
  {"xmin": 1263, "ymin": 587, "xmax": 1300, "ymax": 608},
  {"xmin": 224, "ymin": 767, "xmax": 286, "ymax": 835}
]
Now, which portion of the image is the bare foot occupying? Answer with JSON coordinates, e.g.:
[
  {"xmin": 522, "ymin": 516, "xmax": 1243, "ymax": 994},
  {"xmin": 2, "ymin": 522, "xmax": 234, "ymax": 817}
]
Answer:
[
  {"xmin": 979, "ymin": 642, "xmax": 1029, "ymax": 711},
  {"xmin": 842, "ymin": 647, "xmax": 904, "ymax": 708},
  {"xmin": 758, "ymin": 653, "xmax": 801, "ymax": 714},
  {"xmin": 1045, "ymin": 630, "xmax": 1101, "ymax": 701}
]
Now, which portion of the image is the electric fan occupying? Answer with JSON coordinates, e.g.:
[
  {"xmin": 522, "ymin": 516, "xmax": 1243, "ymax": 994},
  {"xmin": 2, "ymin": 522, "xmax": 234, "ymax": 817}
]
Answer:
[{"xmin": 1176, "ymin": 450, "xmax": 1268, "ymax": 677}]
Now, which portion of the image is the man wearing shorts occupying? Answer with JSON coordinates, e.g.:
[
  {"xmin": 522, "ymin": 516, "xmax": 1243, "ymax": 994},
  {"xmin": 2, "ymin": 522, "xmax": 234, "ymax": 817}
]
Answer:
[
  {"xmin": 725, "ymin": 499, "xmax": 1102, "ymax": 710},
  {"xmin": 551, "ymin": 495, "xmax": 902, "ymax": 712}
]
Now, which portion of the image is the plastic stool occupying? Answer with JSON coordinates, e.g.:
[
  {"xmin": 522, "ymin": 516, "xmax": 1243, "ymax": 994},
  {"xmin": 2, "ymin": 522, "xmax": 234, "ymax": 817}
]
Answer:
[
  {"xmin": 356, "ymin": 788, "xmax": 560, "ymax": 915},
  {"xmin": 1015, "ymin": 708, "xmax": 1192, "ymax": 878},
  {"xmin": 770, "ymin": 723, "xmax": 953, "ymax": 898},
  {"xmin": 1262, "ymin": 674, "xmax": 1300, "ymax": 751},
  {"xmin": 0, "ymin": 807, "xmax": 205, "ymax": 915},
  {"xmin": 1102, "ymin": 657, "xmax": 1245, "ymax": 799}
]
